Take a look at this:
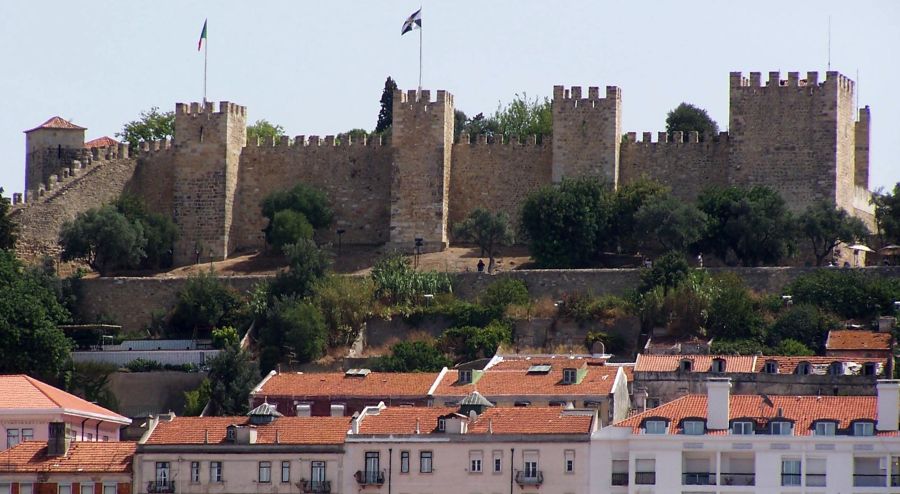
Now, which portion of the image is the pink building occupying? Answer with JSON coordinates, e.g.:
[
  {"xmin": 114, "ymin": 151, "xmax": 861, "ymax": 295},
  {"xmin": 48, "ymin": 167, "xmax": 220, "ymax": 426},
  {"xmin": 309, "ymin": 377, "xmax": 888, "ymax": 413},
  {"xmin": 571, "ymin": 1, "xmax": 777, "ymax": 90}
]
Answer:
[{"xmin": 0, "ymin": 375, "xmax": 131, "ymax": 449}]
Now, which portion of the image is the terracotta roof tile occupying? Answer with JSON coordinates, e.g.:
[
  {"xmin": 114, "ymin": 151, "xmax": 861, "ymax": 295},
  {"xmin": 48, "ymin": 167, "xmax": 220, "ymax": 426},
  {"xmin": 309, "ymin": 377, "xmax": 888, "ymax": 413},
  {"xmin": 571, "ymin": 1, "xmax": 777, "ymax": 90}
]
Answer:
[
  {"xmin": 357, "ymin": 407, "xmax": 594, "ymax": 435},
  {"xmin": 826, "ymin": 330, "xmax": 892, "ymax": 351},
  {"xmin": 432, "ymin": 365, "xmax": 621, "ymax": 399},
  {"xmin": 634, "ymin": 355, "xmax": 756, "ymax": 373},
  {"xmin": 25, "ymin": 116, "xmax": 85, "ymax": 133},
  {"xmin": 752, "ymin": 356, "xmax": 886, "ymax": 374},
  {"xmin": 0, "ymin": 441, "xmax": 135, "ymax": 473},
  {"xmin": 254, "ymin": 372, "xmax": 439, "ymax": 399},
  {"xmin": 0, "ymin": 375, "xmax": 130, "ymax": 424},
  {"xmin": 145, "ymin": 416, "xmax": 349, "ymax": 445},
  {"xmin": 84, "ymin": 136, "xmax": 119, "ymax": 148},
  {"xmin": 616, "ymin": 394, "xmax": 895, "ymax": 436}
]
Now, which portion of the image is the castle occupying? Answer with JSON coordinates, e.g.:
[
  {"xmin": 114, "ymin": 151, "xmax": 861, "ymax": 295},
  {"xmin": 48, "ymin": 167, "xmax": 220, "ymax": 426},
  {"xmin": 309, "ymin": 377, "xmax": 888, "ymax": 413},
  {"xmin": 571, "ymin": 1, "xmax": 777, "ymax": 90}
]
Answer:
[{"xmin": 11, "ymin": 70, "xmax": 874, "ymax": 266}]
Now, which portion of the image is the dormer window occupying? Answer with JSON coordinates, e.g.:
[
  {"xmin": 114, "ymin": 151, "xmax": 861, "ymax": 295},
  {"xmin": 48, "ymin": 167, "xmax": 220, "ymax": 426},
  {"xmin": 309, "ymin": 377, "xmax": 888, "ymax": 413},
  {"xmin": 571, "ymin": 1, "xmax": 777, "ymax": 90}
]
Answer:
[
  {"xmin": 853, "ymin": 421, "xmax": 874, "ymax": 436},
  {"xmin": 731, "ymin": 421, "xmax": 754, "ymax": 435},
  {"xmin": 437, "ymin": 418, "xmax": 446, "ymax": 432},
  {"xmin": 828, "ymin": 362, "xmax": 844, "ymax": 376},
  {"xmin": 863, "ymin": 363, "xmax": 877, "ymax": 376},
  {"xmin": 644, "ymin": 420, "xmax": 668, "ymax": 434},
  {"xmin": 459, "ymin": 370, "xmax": 473, "ymax": 384},
  {"xmin": 226, "ymin": 426, "xmax": 236, "ymax": 442},
  {"xmin": 795, "ymin": 362, "xmax": 811, "ymax": 375},
  {"xmin": 711, "ymin": 358, "xmax": 726, "ymax": 373},
  {"xmin": 682, "ymin": 420, "xmax": 705, "ymax": 435},
  {"xmin": 813, "ymin": 421, "xmax": 836, "ymax": 436},
  {"xmin": 770, "ymin": 421, "xmax": 793, "ymax": 435},
  {"xmin": 763, "ymin": 360, "xmax": 779, "ymax": 374},
  {"xmin": 562, "ymin": 368, "xmax": 577, "ymax": 384},
  {"xmin": 680, "ymin": 359, "xmax": 693, "ymax": 372}
]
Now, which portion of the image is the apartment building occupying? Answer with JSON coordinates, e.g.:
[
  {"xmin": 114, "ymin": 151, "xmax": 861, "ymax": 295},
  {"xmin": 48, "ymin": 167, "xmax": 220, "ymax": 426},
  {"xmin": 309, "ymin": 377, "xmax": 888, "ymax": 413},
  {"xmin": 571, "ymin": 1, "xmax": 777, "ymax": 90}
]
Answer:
[
  {"xmin": 344, "ymin": 393, "xmax": 597, "ymax": 494},
  {"xmin": 592, "ymin": 377, "xmax": 900, "ymax": 494},
  {"xmin": 133, "ymin": 403, "xmax": 348, "ymax": 494}
]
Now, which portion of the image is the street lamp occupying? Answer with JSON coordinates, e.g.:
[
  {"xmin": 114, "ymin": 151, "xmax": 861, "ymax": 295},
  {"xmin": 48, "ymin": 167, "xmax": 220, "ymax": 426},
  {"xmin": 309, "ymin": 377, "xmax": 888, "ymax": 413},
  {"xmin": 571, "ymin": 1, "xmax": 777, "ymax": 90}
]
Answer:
[
  {"xmin": 414, "ymin": 238, "xmax": 424, "ymax": 269},
  {"xmin": 336, "ymin": 229, "xmax": 346, "ymax": 255}
]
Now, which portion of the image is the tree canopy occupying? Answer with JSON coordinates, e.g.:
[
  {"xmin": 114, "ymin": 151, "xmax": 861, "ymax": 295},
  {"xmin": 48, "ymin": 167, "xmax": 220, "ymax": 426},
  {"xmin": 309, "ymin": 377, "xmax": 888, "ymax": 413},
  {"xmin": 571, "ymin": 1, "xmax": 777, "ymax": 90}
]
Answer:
[
  {"xmin": 665, "ymin": 103, "xmax": 719, "ymax": 141},
  {"xmin": 375, "ymin": 76, "xmax": 398, "ymax": 134},
  {"xmin": 635, "ymin": 195, "xmax": 707, "ymax": 254},
  {"xmin": 246, "ymin": 119, "xmax": 285, "ymax": 145},
  {"xmin": 205, "ymin": 344, "xmax": 260, "ymax": 416},
  {"xmin": 453, "ymin": 208, "xmax": 514, "ymax": 270},
  {"xmin": 0, "ymin": 188, "xmax": 16, "ymax": 251},
  {"xmin": 116, "ymin": 107, "xmax": 175, "ymax": 151},
  {"xmin": 374, "ymin": 340, "xmax": 451, "ymax": 372},
  {"xmin": 261, "ymin": 183, "xmax": 333, "ymax": 247},
  {"xmin": 59, "ymin": 205, "xmax": 147, "ymax": 276},
  {"xmin": 798, "ymin": 200, "xmax": 870, "ymax": 266},
  {"xmin": 872, "ymin": 182, "xmax": 900, "ymax": 245}
]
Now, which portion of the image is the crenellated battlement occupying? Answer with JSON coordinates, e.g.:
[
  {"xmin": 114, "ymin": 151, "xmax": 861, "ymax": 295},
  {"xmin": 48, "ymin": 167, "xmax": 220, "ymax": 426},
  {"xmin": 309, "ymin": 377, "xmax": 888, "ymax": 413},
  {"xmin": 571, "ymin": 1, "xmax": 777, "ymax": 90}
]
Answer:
[
  {"xmin": 552, "ymin": 85, "xmax": 621, "ymax": 110},
  {"xmin": 175, "ymin": 100, "xmax": 247, "ymax": 117},
  {"xmin": 243, "ymin": 133, "xmax": 386, "ymax": 151},
  {"xmin": 729, "ymin": 70, "xmax": 854, "ymax": 94},
  {"xmin": 393, "ymin": 88, "xmax": 453, "ymax": 109},
  {"xmin": 623, "ymin": 131, "xmax": 730, "ymax": 145},
  {"xmin": 456, "ymin": 134, "xmax": 547, "ymax": 146}
]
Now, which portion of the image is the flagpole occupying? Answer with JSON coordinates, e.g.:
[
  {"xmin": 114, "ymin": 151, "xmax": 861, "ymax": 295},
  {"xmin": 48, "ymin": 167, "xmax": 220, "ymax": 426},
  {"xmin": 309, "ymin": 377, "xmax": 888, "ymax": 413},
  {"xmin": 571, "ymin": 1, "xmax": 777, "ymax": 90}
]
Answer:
[
  {"xmin": 204, "ymin": 35, "xmax": 208, "ymax": 104},
  {"xmin": 418, "ymin": 9, "xmax": 422, "ymax": 93}
]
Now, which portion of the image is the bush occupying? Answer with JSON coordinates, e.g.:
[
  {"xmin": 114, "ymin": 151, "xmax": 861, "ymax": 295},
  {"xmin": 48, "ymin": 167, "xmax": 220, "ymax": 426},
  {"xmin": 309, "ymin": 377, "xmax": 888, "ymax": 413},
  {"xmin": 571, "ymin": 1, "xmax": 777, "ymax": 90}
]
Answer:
[
  {"xmin": 183, "ymin": 378, "xmax": 212, "ymax": 416},
  {"xmin": 59, "ymin": 205, "xmax": 146, "ymax": 275},
  {"xmin": 440, "ymin": 320, "xmax": 512, "ymax": 362},
  {"xmin": 639, "ymin": 271, "xmax": 714, "ymax": 337},
  {"xmin": 270, "ymin": 239, "xmax": 331, "ymax": 299},
  {"xmin": 169, "ymin": 271, "xmax": 247, "ymax": 338},
  {"xmin": 373, "ymin": 340, "xmax": 452, "ymax": 372},
  {"xmin": 261, "ymin": 184, "xmax": 333, "ymax": 245},
  {"xmin": 125, "ymin": 358, "xmax": 162, "ymax": 372},
  {"xmin": 710, "ymin": 339, "xmax": 765, "ymax": 355},
  {"xmin": 371, "ymin": 251, "xmax": 453, "ymax": 306},
  {"xmin": 638, "ymin": 251, "xmax": 690, "ymax": 294},
  {"xmin": 268, "ymin": 210, "xmax": 314, "ymax": 253},
  {"xmin": 480, "ymin": 278, "xmax": 530, "ymax": 314},
  {"xmin": 788, "ymin": 269, "xmax": 900, "ymax": 320},
  {"xmin": 706, "ymin": 273, "xmax": 765, "ymax": 341},
  {"xmin": 266, "ymin": 298, "xmax": 327, "ymax": 365},
  {"xmin": 560, "ymin": 293, "xmax": 633, "ymax": 322},
  {"xmin": 211, "ymin": 326, "xmax": 239, "ymax": 349},
  {"xmin": 767, "ymin": 304, "xmax": 840, "ymax": 351},
  {"xmin": 313, "ymin": 275, "xmax": 374, "ymax": 346},
  {"xmin": 771, "ymin": 338, "xmax": 815, "ymax": 356}
]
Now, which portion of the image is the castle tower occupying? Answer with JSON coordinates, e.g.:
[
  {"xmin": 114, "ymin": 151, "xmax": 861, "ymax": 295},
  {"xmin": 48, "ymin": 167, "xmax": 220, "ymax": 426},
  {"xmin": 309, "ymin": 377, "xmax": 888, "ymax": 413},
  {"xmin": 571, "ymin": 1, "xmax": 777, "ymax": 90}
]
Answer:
[
  {"xmin": 855, "ymin": 105, "xmax": 870, "ymax": 189},
  {"xmin": 172, "ymin": 101, "xmax": 247, "ymax": 265},
  {"xmin": 23, "ymin": 116, "xmax": 86, "ymax": 199},
  {"xmin": 551, "ymin": 85, "xmax": 622, "ymax": 186},
  {"xmin": 728, "ymin": 71, "xmax": 859, "ymax": 212},
  {"xmin": 389, "ymin": 89, "xmax": 454, "ymax": 252}
]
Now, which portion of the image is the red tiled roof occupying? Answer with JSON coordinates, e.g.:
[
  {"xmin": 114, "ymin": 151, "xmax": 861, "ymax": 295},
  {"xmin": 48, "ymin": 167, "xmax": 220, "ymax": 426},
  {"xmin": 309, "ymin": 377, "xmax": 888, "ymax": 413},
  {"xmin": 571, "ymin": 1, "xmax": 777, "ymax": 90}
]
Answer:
[
  {"xmin": 144, "ymin": 416, "xmax": 349, "ymax": 445},
  {"xmin": 752, "ymin": 356, "xmax": 886, "ymax": 374},
  {"xmin": 0, "ymin": 441, "xmax": 135, "ymax": 473},
  {"xmin": 25, "ymin": 116, "xmax": 85, "ymax": 133},
  {"xmin": 826, "ymin": 330, "xmax": 892, "ymax": 351},
  {"xmin": 432, "ymin": 365, "xmax": 621, "ymax": 398},
  {"xmin": 0, "ymin": 375, "xmax": 130, "ymax": 424},
  {"xmin": 357, "ymin": 407, "xmax": 594, "ymax": 435},
  {"xmin": 254, "ymin": 372, "xmax": 439, "ymax": 398},
  {"xmin": 84, "ymin": 136, "xmax": 119, "ymax": 148},
  {"xmin": 616, "ymin": 394, "xmax": 895, "ymax": 436},
  {"xmin": 634, "ymin": 355, "xmax": 756, "ymax": 373}
]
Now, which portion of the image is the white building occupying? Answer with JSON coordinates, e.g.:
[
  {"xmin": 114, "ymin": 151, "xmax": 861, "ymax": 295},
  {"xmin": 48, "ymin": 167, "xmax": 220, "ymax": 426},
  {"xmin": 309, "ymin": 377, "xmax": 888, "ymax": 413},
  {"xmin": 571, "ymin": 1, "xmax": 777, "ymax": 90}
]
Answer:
[{"xmin": 592, "ymin": 377, "xmax": 900, "ymax": 493}]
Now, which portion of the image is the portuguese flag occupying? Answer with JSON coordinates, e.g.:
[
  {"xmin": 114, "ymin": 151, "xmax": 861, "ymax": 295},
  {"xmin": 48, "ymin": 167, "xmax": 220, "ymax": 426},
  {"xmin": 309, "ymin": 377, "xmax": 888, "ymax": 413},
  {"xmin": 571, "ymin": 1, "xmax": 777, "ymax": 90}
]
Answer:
[{"xmin": 198, "ymin": 20, "xmax": 207, "ymax": 51}]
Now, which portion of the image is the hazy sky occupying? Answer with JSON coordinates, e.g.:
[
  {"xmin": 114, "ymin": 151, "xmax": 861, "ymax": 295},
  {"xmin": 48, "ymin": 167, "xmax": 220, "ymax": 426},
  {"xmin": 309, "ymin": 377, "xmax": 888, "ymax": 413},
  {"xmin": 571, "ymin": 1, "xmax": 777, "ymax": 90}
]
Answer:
[{"xmin": 1, "ymin": 1, "xmax": 897, "ymax": 196}]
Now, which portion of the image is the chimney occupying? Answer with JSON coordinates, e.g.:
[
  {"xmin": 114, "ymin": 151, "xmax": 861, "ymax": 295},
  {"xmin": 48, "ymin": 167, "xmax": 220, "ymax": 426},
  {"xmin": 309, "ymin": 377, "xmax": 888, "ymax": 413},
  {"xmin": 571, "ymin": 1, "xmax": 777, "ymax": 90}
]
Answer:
[
  {"xmin": 706, "ymin": 378, "xmax": 732, "ymax": 430},
  {"xmin": 634, "ymin": 387, "xmax": 649, "ymax": 412},
  {"xmin": 47, "ymin": 422, "xmax": 71, "ymax": 457},
  {"xmin": 876, "ymin": 380, "xmax": 900, "ymax": 431}
]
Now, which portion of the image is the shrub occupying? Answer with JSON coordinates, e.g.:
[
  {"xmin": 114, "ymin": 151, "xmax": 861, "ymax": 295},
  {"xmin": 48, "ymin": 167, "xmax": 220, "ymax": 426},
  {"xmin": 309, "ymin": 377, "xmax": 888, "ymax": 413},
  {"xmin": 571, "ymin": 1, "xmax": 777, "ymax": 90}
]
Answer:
[
  {"xmin": 183, "ymin": 378, "xmax": 212, "ymax": 416},
  {"xmin": 480, "ymin": 278, "xmax": 530, "ymax": 315},
  {"xmin": 270, "ymin": 239, "xmax": 331, "ymax": 299},
  {"xmin": 440, "ymin": 320, "xmax": 512, "ymax": 362},
  {"xmin": 787, "ymin": 269, "xmax": 900, "ymax": 320},
  {"xmin": 169, "ymin": 271, "xmax": 247, "ymax": 338},
  {"xmin": 371, "ymin": 251, "xmax": 453, "ymax": 306},
  {"xmin": 268, "ymin": 210, "xmax": 314, "ymax": 252},
  {"xmin": 560, "ymin": 293, "xmax": 632, "ymax": 322},
  {"xmin": 261, "ymin": 184, "xmax": 333, "ymax": 245},
  {"xmin": 266, "ymin": 298, "xmax": 327, "ymax": 364},
  {"xmin": 373, "ymin": 340, "xmax": 452, "ymax": 372},
  {"xmin": 59, "ymin": 205, "xmax": 146, "ymax": 275},
  {"xmin": 767, "ymin": 304, "xmax": 840, "ymax": 351},
  {"xmin": 638, "ymin": 251, "xmax": 690, "ymax": 294},
  {"xmin": 211, "ymin": 326, "xmax": 239, "ymax": 349},
  {"xmin": 706, "ymin": 273, "xmax": 765, "ymax": 341},
  {"xmin": 313, "ymin": 275, "xmax": 374, "ymax": 346},
  {"xmin": 710, "ymin": 339, "xmax": 765, "ymax": 355},
  {"xmin": 125, "ymin": 358, "xmax": 162, "ymax": 372},
  {"xmin": 771, "ymin": 338, "xmax": 815, "ymax": 356}
]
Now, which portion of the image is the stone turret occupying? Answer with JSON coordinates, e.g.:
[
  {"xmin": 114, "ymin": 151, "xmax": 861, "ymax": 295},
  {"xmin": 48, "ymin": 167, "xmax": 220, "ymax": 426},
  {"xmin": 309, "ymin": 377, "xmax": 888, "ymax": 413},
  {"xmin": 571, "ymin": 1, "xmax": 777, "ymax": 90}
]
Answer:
[
  {"xmin": 551, "ymin": 85, "xmax": 622, "ymax": 186},
  {"xmin": 23, "ymin": 116, "xmax": 86, "ymax": 200}
]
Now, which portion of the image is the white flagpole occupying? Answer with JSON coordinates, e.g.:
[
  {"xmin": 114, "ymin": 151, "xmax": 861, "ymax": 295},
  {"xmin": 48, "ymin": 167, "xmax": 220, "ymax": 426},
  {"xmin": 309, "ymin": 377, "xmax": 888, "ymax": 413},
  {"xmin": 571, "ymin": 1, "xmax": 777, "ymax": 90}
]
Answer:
[
  {"xmin": 204, "ymin": 34, "xmax": 208, "ymax": 104},
  {"xmin": 418, "ymin": 8, "xmax": 423, "ymax": 94}
]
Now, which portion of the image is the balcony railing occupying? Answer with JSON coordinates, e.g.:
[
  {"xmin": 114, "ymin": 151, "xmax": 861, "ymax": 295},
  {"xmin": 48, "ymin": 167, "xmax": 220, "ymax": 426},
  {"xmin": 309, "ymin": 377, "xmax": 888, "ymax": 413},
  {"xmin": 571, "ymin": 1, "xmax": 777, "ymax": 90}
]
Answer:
[
  {"xmin": 610, "ymin": 472, "xmax": 629, "ymax": 486},
  {"xmin": 781, "ymin": 473, "xmax": 802, "ymax": 486},
  {"xmin": 854, "ymin": 474, "xmax": 887, "ymax": 487},
  {"xmin": 721, "ymin": 472, "xmax": 755, "ymax": 486},
  {"xmin": 299, "ymin": 480, "xmax": 332, "ymax": 493},
  {"xmin": 515, "ymin": 471, "xmax": 543, "ymax": 486},
  {"xmin": 805, "ymin": 473, "xmax": 826, "ymax": 487},
  {"xmin": 147, "ymin": 482, "xmax": 175, "ymax": 494},
  {"xmin": 635, "ymin": 471, "xmax": 656, "ymax": 485},
  {"xmin": 683, "ymin": 472, "xmax": 716, "ymax": 485},
  {"xmin": 354, "ymin": 470, "xmax": 385, "ymax": 486}
]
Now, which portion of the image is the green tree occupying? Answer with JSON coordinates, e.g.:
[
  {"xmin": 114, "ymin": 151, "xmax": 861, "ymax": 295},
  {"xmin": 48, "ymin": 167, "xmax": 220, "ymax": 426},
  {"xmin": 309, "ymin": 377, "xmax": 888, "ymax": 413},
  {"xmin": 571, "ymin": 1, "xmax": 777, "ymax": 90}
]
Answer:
[
  {"xmin": 269, "ymin": 210, "xmax": 314, "ymax": 253},
  {"xmin": 246, "ymin": 119, "xmax": 285, "ymax": 145},
  {"xmin": 69, "ymin": 362, "xmax": 119, "ymax": 411},
  {"xmin": 0, "ymin": 250, "xmax": 71, "ymax": 381},
  {"xmin": 183, "ymin": 378, "xmax": 212, "ymax": 416},
  {"xmin": 458, "ymin": 112, "xmax": 501, "ymax": 140},
  {"xmin": 608, "ymin": 179, "xmax": 669, "ymax": 252},
  {"xmin": 493, "ymin": 93, "xmax": 552, "ymax": 140},
  {"xmin": 114, "ymin": 194, "xmax": 177, "ymax": 269},
  {"xmin": 270, "ymin": 239, "xmax": 331, "ymax": 299},
  {"xmin": 440, "ymin": 320, "xmax": 512, "ymax": 362},
  {"xmin": 453, "ymin": 208, "xmax": 514, "ymax": 271},
  {"xmin": 205, "ymin": 345, "xmax": 259, "ymax": 416},
  {"xmin": 261, "ymin": 184, "xmax": 333, "ymax": 245},
  {"xmin": 313, "ymin": 275, "xmax": 374, "ymax": 347},
  {"xmin": 169, "ymin": 271, "xmax": 247, "ymax": 338},
  {"xmin": 635, "ymin": 195, "xmax": 707, "ymax": 254},
  {"xmin": 697, "ymin": 186, "xmax": 795, "ymax": 266},
  {"xmin": 767, "ymin": 304, "xmax": 839, "ymax": 351},
  {"xmin": 267, "ymin": 298, "xmax": 327, "ymax": 364},
  {"xmin": 479, "ymin": 278, "xmax": 530, "ymax": 317},
  {"xmin": 211, "ymin": 326, "xmax": 239, "ymax": 349},
  {"xmin": 375, "ymin": 76, "xmax": 398, "ymax": 133},
  {"xmin": 787, "ymin": 269, "xmax": 900, "ymax": 320},
  {"xmin": 0, "ymin": 188, "xmax": 17, "ymax": 250},
  {"xmin": 59, "ymin": 205, "xmax": 147, "ymax": 276},
  {"xmin": 665, "ymin": 103, "xmax": 719, "ymax": 141},
  {"xmin": 871, "ymin": 183, "xmax": 900, "ymax": 245},
  {"xmin": 638, "ymin": 251, "xmax": 690, "ymax": 294},
  {"xmin": 798, "ymin": 200, "xmax": 870, "ymax": 266},
  {"xmin": 373, "ymin": 340, "xmax": 451, "ymax": 372},
  {"xmin": 521, "ymin": 178, "xmax": 612, "ymax": 268},
  {"xmin": 116, "ymin": 107, "xmax": 175, "ymax": 152},
  {"xmin": 771, "ymin": 338, "xmax": 815, "ymax": 356},
  {"xmin": 337, "ymin": 128, "xmax": 369, "ymax": 145},
  {"xmin": 705, "ymin": 273, "xmax": 764, "ymax": 341}
]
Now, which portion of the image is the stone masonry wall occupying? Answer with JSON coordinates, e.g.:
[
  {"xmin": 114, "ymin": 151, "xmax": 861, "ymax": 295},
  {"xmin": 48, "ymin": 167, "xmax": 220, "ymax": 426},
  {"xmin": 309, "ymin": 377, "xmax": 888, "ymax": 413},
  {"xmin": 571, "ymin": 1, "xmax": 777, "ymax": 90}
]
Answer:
[
  {"xmin": 448, "ymin": 135, "xmax": 552, "ymax": 235},
  {"xmin": 551, "ymin": 85, "xmax": 621, "ymax": 185},
  {"xmin": 619, "ymin": 131, "xmax": 730, "ymax": 201},
  {"xmin": 125, "ymin": 144, "xmax": 177, "ymax": 217},
  {"xmin": 233, "ymin": 136, "xmax": 392, "ymax": 250}
]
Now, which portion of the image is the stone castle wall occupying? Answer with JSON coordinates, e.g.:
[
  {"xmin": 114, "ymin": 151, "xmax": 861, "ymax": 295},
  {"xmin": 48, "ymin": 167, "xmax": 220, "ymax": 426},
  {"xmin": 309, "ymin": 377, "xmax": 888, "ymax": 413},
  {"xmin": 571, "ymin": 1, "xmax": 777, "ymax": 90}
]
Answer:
[{"xmin": 551, "ymin": 85, "xmax": 621, "ymax": 185}]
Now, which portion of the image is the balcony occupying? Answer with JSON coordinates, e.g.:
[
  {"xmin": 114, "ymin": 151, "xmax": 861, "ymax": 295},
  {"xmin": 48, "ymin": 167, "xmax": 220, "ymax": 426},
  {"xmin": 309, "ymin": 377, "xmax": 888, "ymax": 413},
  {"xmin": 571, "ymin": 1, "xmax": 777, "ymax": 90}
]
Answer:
[
  {"xmin": 683, "ymin": 472, "xmax": 716, "ymax": 485},
  {"xmin": 515, "ymin": 471, "xmax": 543, "ymax": 486},
  {"xmin": 147, "ymin": 482, "xmax": 174, "ymax": 494},
  {"xmin": 610, "ymin": 472, "xmax": 629, "ymax": 486},
  {"xmin": 805, "ymin": 473, "xmax": 826, "ymax": 487},
  {"xmin": 354, "ymin": 470, "xmax": 385, "ymax": 486},
  {"xmin": 721, "ymin": 473, "xmax": 755, "ymax": 486},
  {"xmin": 299, "ymin": 480, "xmax": 331, "ymax": 493},
  {"xmin": 634, "ymin": 471, "xmax": 656, "ymax": 485},
  {"xmin": 854, "ymin": 474, "xmax": 887, "ymax": 487}
]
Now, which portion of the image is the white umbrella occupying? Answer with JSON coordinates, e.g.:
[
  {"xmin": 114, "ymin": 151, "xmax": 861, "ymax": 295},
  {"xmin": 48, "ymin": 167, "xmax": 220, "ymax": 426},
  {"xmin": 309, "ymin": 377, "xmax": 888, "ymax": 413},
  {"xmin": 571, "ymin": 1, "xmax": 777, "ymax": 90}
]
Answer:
[{"xmin": 847, "ymin": 244, "xmax": 875, "ymax": 253}]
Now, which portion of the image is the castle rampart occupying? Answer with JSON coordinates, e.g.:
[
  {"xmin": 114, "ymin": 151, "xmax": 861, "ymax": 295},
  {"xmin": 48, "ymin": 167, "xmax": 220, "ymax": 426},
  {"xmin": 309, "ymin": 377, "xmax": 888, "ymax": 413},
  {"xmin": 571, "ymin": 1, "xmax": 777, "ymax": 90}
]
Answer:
[{"xmin": 13, "ymin": 70, "xmax": 872, "ymax": 266}]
